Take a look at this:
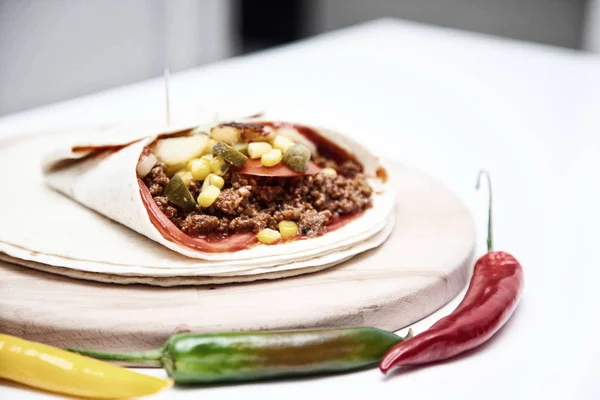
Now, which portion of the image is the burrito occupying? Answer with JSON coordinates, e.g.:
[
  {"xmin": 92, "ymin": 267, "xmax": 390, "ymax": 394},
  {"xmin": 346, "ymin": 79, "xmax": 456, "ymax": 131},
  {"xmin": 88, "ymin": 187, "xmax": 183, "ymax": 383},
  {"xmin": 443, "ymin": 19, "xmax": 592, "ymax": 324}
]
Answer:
[{"xmin": 42, "ymin": 115, "xmax": 394, "ymax": 261}]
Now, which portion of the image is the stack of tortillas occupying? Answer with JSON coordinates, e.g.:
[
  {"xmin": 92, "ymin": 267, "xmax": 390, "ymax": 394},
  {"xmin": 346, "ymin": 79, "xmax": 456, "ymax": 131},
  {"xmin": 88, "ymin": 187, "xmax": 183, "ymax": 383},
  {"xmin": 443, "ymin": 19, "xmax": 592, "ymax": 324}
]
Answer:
[{"xmin": 0, "ymin": 113, "xmax": 396, "ymax": 286}]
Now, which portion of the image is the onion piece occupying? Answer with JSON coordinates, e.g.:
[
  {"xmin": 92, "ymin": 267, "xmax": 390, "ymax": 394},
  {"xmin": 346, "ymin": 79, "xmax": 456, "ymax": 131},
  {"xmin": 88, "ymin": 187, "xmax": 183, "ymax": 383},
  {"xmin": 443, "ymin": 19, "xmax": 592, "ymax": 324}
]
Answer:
[{"xmin": 136, "ymin": 153, "xmax": 157, "ymax": 178}]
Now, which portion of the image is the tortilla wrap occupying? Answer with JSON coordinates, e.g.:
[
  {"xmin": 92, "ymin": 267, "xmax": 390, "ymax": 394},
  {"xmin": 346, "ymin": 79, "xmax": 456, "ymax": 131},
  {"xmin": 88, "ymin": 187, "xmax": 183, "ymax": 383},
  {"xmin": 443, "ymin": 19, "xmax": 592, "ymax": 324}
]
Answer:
[
  {"xmin": 0, "ymin": 119, "xmax": 396, "ymax": 284},
  {"xmin": 0, "ymin": 211, "xmax": 394, "ymax": 286},
  {"xmin": 40, "ymin": 115, "xmax": 395, "ymax": 262}
]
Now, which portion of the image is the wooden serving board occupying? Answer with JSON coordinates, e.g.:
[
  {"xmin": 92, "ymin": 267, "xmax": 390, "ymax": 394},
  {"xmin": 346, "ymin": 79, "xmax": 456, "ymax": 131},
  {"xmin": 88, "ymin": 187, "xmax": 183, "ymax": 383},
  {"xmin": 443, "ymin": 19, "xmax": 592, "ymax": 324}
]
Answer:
[{"xmin": 0, "ymin": 159, "xmax": 475, "ymax": 360}]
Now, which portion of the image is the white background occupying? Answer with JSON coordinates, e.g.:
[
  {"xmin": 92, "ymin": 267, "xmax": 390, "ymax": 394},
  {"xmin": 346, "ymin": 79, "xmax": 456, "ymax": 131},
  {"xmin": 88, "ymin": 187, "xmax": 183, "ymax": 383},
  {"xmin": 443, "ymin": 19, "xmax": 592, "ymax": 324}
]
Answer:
[
  {"xmin": 0, "ymin": 0, "xmax": 234, "ymax": 115},
  {"xmin": 307, "ymin": 0, "xmax": 586, "ymax": 48},
  {"xmin": 0, "ymin": 19, "xmax": 599, "ymax": 399},
  {"xmin": 2, "ymin": 0, "xmax": 596, "ymax": 116}
]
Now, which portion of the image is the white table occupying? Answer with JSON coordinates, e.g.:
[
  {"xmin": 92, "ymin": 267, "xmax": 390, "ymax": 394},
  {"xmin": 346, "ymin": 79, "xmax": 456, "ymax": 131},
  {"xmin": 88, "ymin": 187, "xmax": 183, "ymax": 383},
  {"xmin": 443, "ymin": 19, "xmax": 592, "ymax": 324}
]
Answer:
[{"xmin": 1, "ymin": 18, "xmax": 599, "ymax": 400}]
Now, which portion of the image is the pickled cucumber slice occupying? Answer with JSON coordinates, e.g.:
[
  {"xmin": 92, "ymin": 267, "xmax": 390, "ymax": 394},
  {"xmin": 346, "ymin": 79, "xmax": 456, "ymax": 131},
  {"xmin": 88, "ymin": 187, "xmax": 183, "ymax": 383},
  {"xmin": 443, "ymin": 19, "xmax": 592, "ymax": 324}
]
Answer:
[
  {"xmin": 233, "ymin": 142, "xmax": 249, "ymax": 155},
  {"xmin": 210, "ymin": 156, "xmax": 230, "ymax": 176},
  {"xmin": 282, "ymin": 144, "xmax": 311, "ymax": 172},
  {"xmin": 212, "ymin": 141, "xmax": 248, "ymax": 167},
  {"xmin": 163, "ymin": 174, "xmax": 196, "ymax": 212}
]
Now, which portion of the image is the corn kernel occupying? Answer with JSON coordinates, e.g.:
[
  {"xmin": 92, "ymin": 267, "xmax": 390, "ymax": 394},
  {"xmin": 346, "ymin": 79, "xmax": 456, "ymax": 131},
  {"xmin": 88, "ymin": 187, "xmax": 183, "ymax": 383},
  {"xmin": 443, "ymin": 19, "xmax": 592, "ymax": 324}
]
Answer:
[
  {"xmin": 210, "ymin": 156, "xmax": 229, "ymax": 176},
  {"xmin": 248, "ymin": 142, "xmax": 273, "ymax": 159},
  {"xmin": 188, "ymin": 158, "xmax": 211, "ymax": 181},
  {"xmin": 175, "ymin": 170, "xmax": 193, "ymax": 185},
  {"xmin": 202, "ymin": 173, "xmax": 225, "ymax": 191},
  {"xmin": 321, "ymin": 167, "xmax": 337, "ymax": 178},
  {"xmin": 197, "ymin": 185, "xmax": 221, "ymax": 208},
  {"xmin": 261, "ymin": 149, "xmax": 283, "ymax": 167},
  {"xmin": 257, "ymin": 228, "xmax": 282, "ymax": 244},
  {"xmin": 205, "ymin": 139, "xmax": 217, "ymax": 154},
  {"xmin": 272, "ymin": 135, "xmax": 295, "ymax": 153},
  {"xmin": 278, "ymin": 220, "xmax": 298, "ymax": 239}
]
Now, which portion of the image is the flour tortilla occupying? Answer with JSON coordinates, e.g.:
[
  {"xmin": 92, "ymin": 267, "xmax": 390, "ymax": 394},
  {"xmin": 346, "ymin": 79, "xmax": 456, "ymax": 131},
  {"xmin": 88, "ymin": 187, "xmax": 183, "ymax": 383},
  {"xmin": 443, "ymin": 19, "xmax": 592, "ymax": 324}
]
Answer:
[
  {"xmin": 0, "ymin": 210, "xmax": 393, "ymax": 276},
  {"xmin": 0, "ymin": 211, "xmax": 394, "ymax": 286},
  {"xmin": 0, "ymin": 116, "xmax": 395, "ymax": 284},
  {"xmin": 41, "ymin": 114, "xmax": 394, "ymax": 262},
  {"xmin": 0, "ymin": 254, "xmax": 350, "ymax": 286}
]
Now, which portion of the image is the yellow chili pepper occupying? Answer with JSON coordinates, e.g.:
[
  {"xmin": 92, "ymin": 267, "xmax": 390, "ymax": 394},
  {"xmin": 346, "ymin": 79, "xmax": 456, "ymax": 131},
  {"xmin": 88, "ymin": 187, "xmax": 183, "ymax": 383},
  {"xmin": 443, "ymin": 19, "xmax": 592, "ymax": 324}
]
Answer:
[{"xmin": 0, "ymin": 334, "xmax": 172, "ymax": 399}]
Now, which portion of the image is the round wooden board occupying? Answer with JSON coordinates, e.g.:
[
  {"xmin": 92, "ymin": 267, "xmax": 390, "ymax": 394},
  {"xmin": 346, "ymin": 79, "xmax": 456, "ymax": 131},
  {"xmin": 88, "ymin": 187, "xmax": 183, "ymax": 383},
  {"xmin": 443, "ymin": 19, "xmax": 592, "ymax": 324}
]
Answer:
[
  {"xmin": 0, "ymin": 133, "xmax": 475, "ymax": 361},
  {"xmin": 0, "ymin": 166, "xmax": 475, "ymax": 360}
]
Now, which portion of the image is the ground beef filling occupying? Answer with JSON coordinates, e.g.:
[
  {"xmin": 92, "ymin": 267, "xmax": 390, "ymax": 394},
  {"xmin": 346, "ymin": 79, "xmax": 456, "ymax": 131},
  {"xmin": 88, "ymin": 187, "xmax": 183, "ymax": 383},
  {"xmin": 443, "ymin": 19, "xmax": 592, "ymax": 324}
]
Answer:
[{"xmin": 143, "ymin": 158, "xmax": 373, "ymax": 236}]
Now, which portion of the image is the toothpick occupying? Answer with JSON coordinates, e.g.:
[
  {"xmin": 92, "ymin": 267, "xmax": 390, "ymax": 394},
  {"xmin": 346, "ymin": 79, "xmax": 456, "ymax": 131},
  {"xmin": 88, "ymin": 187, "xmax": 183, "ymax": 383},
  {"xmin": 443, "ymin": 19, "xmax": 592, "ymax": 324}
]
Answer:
[{"xmin": 164, "ymin": 68, "xmax": 171, "ymax": 126}]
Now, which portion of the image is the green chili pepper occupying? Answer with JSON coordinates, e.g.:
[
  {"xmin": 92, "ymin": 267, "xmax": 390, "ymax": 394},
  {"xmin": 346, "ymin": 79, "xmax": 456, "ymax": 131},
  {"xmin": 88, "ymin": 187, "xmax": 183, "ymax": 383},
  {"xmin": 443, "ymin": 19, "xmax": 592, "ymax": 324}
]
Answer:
[{"xmin": 68, "ymin": 327, "xmax": 412, "ymax": 384}]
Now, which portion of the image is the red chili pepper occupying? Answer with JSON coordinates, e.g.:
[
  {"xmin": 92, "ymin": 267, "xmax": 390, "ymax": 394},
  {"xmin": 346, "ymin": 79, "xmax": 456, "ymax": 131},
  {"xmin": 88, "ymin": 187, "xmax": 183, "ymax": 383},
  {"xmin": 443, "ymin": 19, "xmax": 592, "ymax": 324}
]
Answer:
[{"xmin": 379, "ymin": 170, "xmax": 524, "ymax": 373}]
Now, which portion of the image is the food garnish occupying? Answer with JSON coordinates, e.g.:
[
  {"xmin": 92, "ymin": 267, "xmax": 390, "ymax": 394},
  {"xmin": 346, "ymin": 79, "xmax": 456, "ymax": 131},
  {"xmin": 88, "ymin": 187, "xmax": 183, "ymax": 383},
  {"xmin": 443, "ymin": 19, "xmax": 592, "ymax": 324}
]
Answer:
[
  {"xmin": 257, "ymin": 228, "xmax": 281, "ymax": 244},
  {"xmin": 212, "ymin": 141, "xmax": 248, "ymax": 167},
  {"xmin": 163, "ymin": 174, "xmax": 196, "ymax": 212},
  {"xmin": 260, "ymin": 148, "xmax": 283, "ymax": 167},
  {"xmin": 248, "ymin": 142, "xmax": 272, "ymax": 159},
  {"xmin": 278, "ymin": 220, "xmax": 299, "ymax": 239},
  {"xmin": 282, "ymin": 143, "xmax": 311, "ymax": 172},
  {"xmin": 197, "ymin": 185, "xmax": 221, "ymax": 208}
]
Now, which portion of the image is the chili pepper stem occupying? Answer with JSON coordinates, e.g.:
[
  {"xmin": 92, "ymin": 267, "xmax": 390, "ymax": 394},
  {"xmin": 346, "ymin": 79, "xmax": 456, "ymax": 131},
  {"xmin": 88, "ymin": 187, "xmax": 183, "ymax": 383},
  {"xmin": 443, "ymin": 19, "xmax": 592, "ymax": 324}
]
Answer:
[
  {"xmin": 66, "ymin": 347, "xmax": 163, "ymax": 367},
  {"xmin": 475, "ymin": 169, "xmax": 493, "ymax": 252}
]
